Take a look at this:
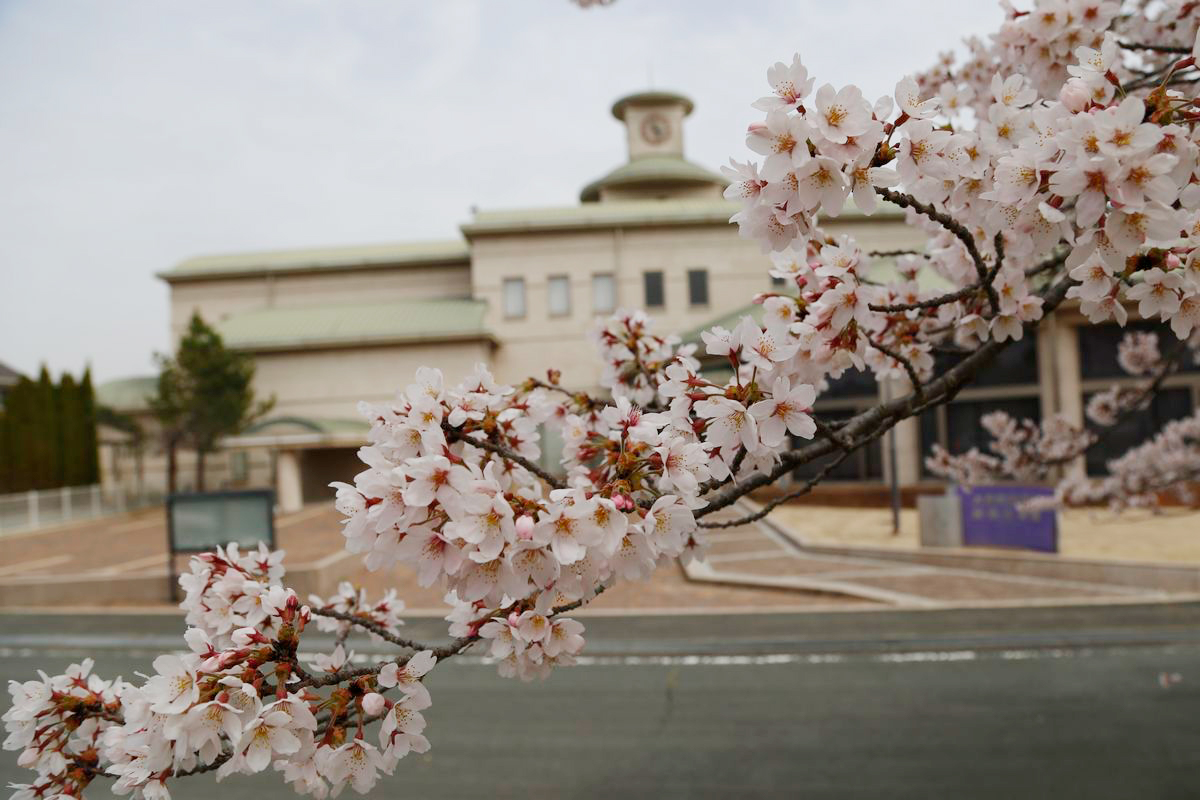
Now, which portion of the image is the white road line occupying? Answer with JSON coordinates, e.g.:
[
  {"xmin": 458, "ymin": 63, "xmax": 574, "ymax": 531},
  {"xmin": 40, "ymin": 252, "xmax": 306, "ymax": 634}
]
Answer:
[
  {"xmin": 0, "ymin": 554, "xmax": 73, "ymax": 576},
  {"xmin": 1, "ymin": 644, "xmax": 1183, "ymax": 666}
]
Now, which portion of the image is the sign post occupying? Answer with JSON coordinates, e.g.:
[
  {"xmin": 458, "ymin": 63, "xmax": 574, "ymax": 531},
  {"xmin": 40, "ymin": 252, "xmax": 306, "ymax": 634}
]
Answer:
[{"xmin": 165, "ymin": 489, "xmax": 276, "ymax": 601}]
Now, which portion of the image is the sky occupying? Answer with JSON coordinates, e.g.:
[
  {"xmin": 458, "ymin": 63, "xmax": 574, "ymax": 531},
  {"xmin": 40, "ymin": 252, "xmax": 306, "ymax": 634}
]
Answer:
[{"xmin": 0, "ymin": 0, "xmax": 1003, "ymax": 384}]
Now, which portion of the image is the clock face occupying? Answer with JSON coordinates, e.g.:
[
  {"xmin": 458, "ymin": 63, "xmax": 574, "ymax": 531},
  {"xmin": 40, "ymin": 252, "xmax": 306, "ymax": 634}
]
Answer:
[{"xmin": 640, "ymin": 113, "xmax": 671, "ymax": 145}]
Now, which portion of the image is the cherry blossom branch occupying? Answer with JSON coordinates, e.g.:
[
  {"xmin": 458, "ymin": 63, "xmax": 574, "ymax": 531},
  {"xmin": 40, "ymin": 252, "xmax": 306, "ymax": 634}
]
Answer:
[
  {"xmin": 868, "ymin": 340, "xmax": 927, "ymax": 401},
  {"xmin": 875, "ymin": 187, "xmax": 1000, "ymax": 312},
  {"xmin": 698, "ymin": 448, "xmax": 854, "ymax": 529},
  {"xmin": 1119, "ymin": 40, "xmax": 1193, "ymax": 54},
  {"xmin": 698, "ymin": 275, "xmax": 1076, "ymax": 518},
  {"xmin": 868, "ymin": 249, "xmax": 926, "ymax": 258},
  {"xmin": 309, "ymin": 608, "xmax": 435, "ymax": 651},
  {"xmin": 1025, "ymin": 245, "xmax": 1071, "ymax": 278},
  {"xmin": 442, "ymin": 424, "xmax": 567, "ymax": 490}
]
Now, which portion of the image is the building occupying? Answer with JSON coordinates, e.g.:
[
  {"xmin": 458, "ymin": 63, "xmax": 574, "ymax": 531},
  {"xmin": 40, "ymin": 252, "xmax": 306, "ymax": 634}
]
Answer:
[
  {"xmin": 0, "ymin": 360, "xmax": 22, "ymax": 411},
  {"xmin": 103, "ymin": 89, "xmax": 1200, "ymax": 509}
]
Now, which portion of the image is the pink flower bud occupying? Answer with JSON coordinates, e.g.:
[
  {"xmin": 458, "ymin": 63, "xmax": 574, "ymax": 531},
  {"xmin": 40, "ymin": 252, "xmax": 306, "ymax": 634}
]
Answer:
[
  {"xmin": 1166, "ymin": 253, "xmax": 1182, "ymax": 269},
  {"xmin": 515, "ymin": 515, "xmax": 534, "ymax": 540},
  {"xmin": 1059, "ymin": 78, "xmax": 1089, "ymax": 113},
  {"xmin": 362, "ymin": 692, "xmax": 386, "ymax": 716}
]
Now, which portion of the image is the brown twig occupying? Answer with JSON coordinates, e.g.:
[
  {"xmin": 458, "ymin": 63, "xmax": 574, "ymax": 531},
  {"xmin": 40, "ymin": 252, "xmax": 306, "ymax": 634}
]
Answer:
[{"xmin": 443, "ymin": 424, "xmax": 567, "ymax": 490}]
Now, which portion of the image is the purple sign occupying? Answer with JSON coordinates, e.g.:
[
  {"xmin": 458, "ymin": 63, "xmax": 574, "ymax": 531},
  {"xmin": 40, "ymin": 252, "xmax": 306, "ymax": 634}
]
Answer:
[{"xmin": 956, "ymin": 485, "xmax": 1058, "ymax": 553}]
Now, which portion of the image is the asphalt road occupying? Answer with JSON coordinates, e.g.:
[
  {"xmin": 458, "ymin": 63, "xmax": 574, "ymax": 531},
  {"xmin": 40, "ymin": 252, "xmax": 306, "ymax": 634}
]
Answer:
[{"xmin": 3, "ymin": 605, "xmax": 1200, "ymax": 799}]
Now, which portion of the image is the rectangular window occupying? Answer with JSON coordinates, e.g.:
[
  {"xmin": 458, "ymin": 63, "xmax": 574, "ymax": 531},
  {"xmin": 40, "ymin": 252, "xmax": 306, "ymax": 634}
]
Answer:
[
  {"xmin": 688, "ymin": 268, "xmax": 709, "ymax": 306},
  {"xmin": 592, "ymin": 273, "xmax": 616, "ymax": 314},
  {"xmin": 644, "ymin": 270, "xmax": 664, "ymax": 308},
  {"xmin": 548, "ymin": 275, "xmax": 571, "ymax": 317},
  {"xmin": 502, "ymin": 277, "xmax": 526, "ymax": 319}
]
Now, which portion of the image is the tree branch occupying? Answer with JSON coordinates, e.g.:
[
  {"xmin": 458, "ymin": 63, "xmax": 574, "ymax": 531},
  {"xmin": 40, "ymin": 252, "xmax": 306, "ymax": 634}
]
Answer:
[
  {"xmin": 876, "ymin": 187, "xmax": 999, "ymax": 313},
  {"xmin": 868, "ymin": 339, "xmax": 926, "ymax": 401},
  {"xmin": 444, "ymin": 424, "xmax": 567, "ymax": 490},
  {"xmin": 309, "ymin": 608, "xmax": 437, "ymax": 651},
  {"xmin": 696, "ymin": 273, "xmax": 1077, "ymax": 518}
]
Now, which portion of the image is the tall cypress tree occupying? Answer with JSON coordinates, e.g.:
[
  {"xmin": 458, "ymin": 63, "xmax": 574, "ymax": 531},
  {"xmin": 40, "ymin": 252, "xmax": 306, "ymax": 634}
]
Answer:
[
  {"xmin": 59, "ymin": 374, "xmax": 82, "ymax": 486},
  {"xmin": 5, "ymin": 377, "xmax": 37, "ymax": 492},
  {"xmin": 0, "ymin": 392, "xmax": 11, "ymax": 493},
  {"xmin": 80, "ymin": 368, "xmax": 100, "ymax": 485},
  {"xmin": 34, "ymin": 367, "xmax": 59, "ymax": 489}
]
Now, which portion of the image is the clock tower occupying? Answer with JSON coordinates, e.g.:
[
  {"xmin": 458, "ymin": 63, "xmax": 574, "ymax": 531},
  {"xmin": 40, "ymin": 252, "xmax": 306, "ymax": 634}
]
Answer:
[
  {"xmin": 580, "ymin": 90, "xmax": 727, "ymax": 203},
  {"xmin": 613, "ymin": 90, "xmax": 691, "ymax": 160}
]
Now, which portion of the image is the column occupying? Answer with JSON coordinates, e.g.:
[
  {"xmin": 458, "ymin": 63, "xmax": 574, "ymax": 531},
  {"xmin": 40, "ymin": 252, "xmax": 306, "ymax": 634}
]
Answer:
[
  {"xmin": 881, "ymin": 377, "xmax": 922, "ymax": 486},
  {"xmin": 276, "ymin": 450, "xmax": 303, "ymax": 513},
  {"xmin": 1052, "ymin": 321, "xmax": 1085, "ymax": 478}
]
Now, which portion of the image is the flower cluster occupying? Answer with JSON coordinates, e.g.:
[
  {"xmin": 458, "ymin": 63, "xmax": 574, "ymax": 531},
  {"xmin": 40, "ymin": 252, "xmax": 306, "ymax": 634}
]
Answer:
[
  {"xmin": 3, "ymin": 550, "xmax": 453, "ymax": 799},
  {"xmin": 928, "ymin": 329, "xmax": 1200, "ymax": 510},
  {"xmin": 307, "ymin": 581, "xmax": 406, "ymax": 644}
]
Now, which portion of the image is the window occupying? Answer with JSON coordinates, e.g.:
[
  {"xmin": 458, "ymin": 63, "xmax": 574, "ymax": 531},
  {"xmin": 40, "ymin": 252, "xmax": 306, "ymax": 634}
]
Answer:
[
  {"xmin": 644, "ymin": 271, "xmax": 664, "ymax": 308},
  {"xmin": 548, "ymin": 275, "xmax": 570, "ymax": 317},
  {"xmin": 1084, "ymin": 387, "xmax": 1193, "ymax": 475},
  {"xmin": 919, "ymin": 397, "xmax": 1042, "ymax": 478},
  {"xmin": 1080, "ymin": 321, "xmax": 1200, "ymax": 380},
  {"xmin": 687, "ymin": 268, "xmax": 709, "ymax": 306},
  {"xmin": 592, "ymin": 273, "xmax": 616, "ymax": 314},
  {"xmin": 502, "ymin": 277, "xmax": 526, "ymax": 319}
]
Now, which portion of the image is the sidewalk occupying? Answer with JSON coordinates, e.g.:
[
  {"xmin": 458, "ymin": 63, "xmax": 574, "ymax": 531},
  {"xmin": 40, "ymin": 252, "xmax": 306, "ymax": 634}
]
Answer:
[
  {"xmin": 769, "ymin": 503, "xmax": 1200, "ymax": 564},
  {"xmin": 0, "ymin": 506, "xmax": 863, "ymax": 613},
  {"xmin": 686, "ymin": 503, "xmax": 1200, "ymax": 609}
]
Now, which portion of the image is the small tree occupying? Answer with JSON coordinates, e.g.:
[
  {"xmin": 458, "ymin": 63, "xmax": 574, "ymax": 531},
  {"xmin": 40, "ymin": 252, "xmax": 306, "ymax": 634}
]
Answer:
[{"xmin": 152, "ymin": 313, "xmax": 272, "ymax": 492}]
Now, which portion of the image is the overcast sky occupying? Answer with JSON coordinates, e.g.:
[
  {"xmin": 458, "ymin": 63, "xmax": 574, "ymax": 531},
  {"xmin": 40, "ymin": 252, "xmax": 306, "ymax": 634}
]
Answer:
[{"xmin": 0, "ymin": 0, "xmax": 1001, "ymax": 384}]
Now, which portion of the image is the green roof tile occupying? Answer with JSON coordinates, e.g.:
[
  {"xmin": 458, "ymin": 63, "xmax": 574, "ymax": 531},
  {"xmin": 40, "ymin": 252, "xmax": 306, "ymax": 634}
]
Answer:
[
  {"xmin": 216, "ymin": 299, "xmax": 492, "ymax": 352},
  {"xmin": 580, "ymin": 156, "xmax": 728, "ymax": 202},
  {"xmin": 96, "ymin": 376, "xmax": 158, "ymax": 412},
  {"xmin": 160, "ymin": 240, "xmax": 469, "ymax": 282}
]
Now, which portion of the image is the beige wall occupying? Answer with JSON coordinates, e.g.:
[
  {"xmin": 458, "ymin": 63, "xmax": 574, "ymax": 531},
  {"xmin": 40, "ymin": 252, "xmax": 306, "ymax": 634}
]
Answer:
[
  {"xmin": 167, "ymin": 263, "xmax": 471, "ymax": 343},
  {"xmin": 469, "ymin": 216, "xmax": 925, "ymax": 388},
  {"xmin": 248, "ymin": 340, "xmax": 495, "ymax": 420}
]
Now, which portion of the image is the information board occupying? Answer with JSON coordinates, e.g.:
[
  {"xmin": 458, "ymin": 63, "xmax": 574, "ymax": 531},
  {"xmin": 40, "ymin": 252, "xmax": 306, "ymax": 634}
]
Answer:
[
  {"xmin": 167, "ymin": 489, "xmax": 276, "ymax": 554},
  {"xmin": 955, "ymin": 485, "xmax": 1057, "ymax": 553}
]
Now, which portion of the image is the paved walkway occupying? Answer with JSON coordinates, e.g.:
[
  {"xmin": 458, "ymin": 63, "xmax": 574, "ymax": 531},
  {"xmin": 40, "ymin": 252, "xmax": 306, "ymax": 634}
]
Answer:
[
  {"xmin": 687, "ymin": 505, "xmax": 1176, "ymax": 608},
  {"xmin": 0, "ymin": 507, "xmax": 866, "ymax": 613},
  {"xmin": 1, "ymin": 503, "xmax": 1188, "ymax": 612}
]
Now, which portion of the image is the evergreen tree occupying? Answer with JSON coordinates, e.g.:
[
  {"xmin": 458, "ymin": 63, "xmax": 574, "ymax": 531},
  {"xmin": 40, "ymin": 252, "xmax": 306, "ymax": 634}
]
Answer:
[
  {"xmin": 58, "ymin": 374, "xmax": 81, "ymax": 486},
  {"xmin": 80, "ymin": 368, "xmax": 100, "ymax": 485},
  {"xmin": 3, "ymin": 377, "xmax": 37, "ymax": 492},
  {"xmin": 33, "ymin": 368, "xmax": 59, "ymax": 489},
  {"xmin": 152, "ymin": 314, "xmax": 273, "ymax": 492}
]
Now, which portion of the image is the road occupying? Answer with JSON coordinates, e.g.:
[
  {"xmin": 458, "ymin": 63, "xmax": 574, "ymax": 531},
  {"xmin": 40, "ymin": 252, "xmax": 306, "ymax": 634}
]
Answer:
[{"xmin": 3, "ymin": 605, "xmax": 1199, "ymax": 799}]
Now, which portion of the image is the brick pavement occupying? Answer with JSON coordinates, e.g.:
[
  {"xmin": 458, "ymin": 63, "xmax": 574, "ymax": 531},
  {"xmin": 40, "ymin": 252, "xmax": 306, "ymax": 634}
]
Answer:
[
  {"xmin": 2, "ymin": 503, "xmax": 1185, "ymax": 612},
  {"xmin": 0, "ymin": 506, "xmax": 865, "ymax": 612},
  {"xmin": 688, "ymin": 505, "xmax": 1178, "ymax": 607}
]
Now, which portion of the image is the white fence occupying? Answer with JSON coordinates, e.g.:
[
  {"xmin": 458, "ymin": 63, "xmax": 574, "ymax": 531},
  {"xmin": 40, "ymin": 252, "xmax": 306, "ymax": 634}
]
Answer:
[{"xmin": 0, "ymin": 485, "xmax": 162, "ymax": 535}]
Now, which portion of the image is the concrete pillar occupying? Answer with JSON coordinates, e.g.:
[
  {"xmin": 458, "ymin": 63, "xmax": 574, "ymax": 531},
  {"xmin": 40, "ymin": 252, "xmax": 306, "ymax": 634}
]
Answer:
[
  {"xmin": 881, "ymin": 377, "xmax": 922, "ymax": 487},
  {"xmin": 894, "ymin": 413, "xmax": 921, "ymax": 486},
  {"xmin": 276, "ymin": 450, "xmax": 303, "ymax": 513},
  {"xmin": 1052, "ymin": 320, "xmax": 1086, "ymax": 478},
  {"xmin": 1036, "ymin": 317, "xmax": 1060, "ymax": 418}
]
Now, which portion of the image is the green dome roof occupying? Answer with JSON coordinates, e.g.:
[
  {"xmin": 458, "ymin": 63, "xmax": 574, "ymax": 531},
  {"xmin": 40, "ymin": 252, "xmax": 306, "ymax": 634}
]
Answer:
[
  {"xmin": 611, "ymin": 90, "xmax": 695, "ymax": 120},
  {"xmin": 579, "ymin": 156, "xmax": 728, "ymax": 203}
]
